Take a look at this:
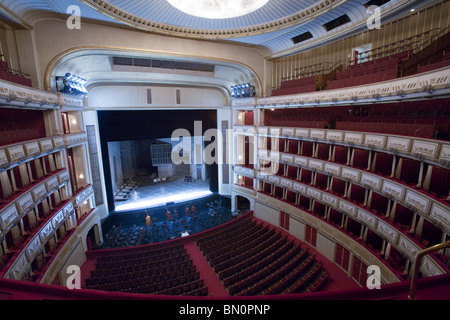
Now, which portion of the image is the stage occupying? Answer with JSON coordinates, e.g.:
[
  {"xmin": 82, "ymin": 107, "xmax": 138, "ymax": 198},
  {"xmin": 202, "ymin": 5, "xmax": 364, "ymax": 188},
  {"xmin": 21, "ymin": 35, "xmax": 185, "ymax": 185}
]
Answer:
[{"xmin": 114, "ymin": 175, "xmax": 213, "ymax": 212}]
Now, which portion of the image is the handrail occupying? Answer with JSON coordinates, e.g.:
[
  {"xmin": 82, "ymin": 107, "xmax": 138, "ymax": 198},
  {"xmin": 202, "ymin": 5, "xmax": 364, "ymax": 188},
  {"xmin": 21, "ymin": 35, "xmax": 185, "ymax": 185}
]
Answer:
[
  {"xmin": 354, "ymin": 28, "xmax": 441, "ymax": 60},
  {"xmin": 410, "ymin": 25, "xmax": 450, "ymax": 55},
  {"xmin": 408, "ymin": 241, "xmax": 450, "ymax": 300}
]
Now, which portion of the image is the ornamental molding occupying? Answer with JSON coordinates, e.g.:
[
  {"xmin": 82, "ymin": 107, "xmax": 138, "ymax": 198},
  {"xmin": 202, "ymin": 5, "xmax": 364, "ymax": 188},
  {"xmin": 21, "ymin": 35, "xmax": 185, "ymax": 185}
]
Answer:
[{"xmin": 80, "ymin": 0, "xmax": 346, "ymax": 39}]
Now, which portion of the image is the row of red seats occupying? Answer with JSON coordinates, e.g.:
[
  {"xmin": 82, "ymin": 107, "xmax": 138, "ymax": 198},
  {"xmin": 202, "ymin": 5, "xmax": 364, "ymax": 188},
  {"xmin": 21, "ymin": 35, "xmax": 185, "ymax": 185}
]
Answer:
[
  {"xmin": 200, "ymin": 221, "xmax": 260, "ymax": 257},
  {"xmin": 418, "ymin": 53, "xmax": 450, "ymax": 73},
  {"xmin": 211, "ymin": 230, "xmax": 281, "ymax": 273},
  {"xmin": 85, "ymin": 247, "xmax": 208, "ymax": 296},
  {"xmin": 205, "ymin": 223, "xmax": 269, "ymax": 262},
  {"xmin": 328, "ymin": 69, "xmax": 397, "ymax": 90},
  {"xmin": 197, "ymin": 216, "xmax": 329, "ymax": 296},
  {"xmin": 227, "ymin": 245, "xmax": 304, "ymax": 294},
  {"xmin": 221, "ymin": 240, "xmax": 295, "ymax": 287},
  {"xmin": 265, "ymin": 137, "xmax": 450, "ymax": 200},
  {"xmin": 91, "ymin": 249, "xmax": 190, "ymax": 278},
  {"xmin": 216, "ymin": 234, "xmax": 287, "ymax": 280},
  {"xmin": 196, "ymin": 215, "xmax": 254, "ymax": 250},
  {"xmin": 339, "ymin": 58, "xmax": 401, "ymax": 79},
  {"xmin": 335, "ymin": 121, "xmax": 436, "ymax": 138},
  {"xmin": 233, "ymin": 248, "xmax": 312, "ymax": 295},
  {"xmin": 284, "ymin": 267, "xmax": 329, "ymax": 294},
  {"xmin": 337, "ymin": 116, "xmax": 447, "ymax": 125},
  {"xmin": 280, "ymin": 76, "xmax": 317, "ymax": 89},
  {"xmin": 347, "ymin": 51, "xmax": 410, "ymax": 71},
  {"xmin": 272, "ymin": 84, "xmax": 317, "ymax": 96},
  {"xmin": 154, "ymin": 279, "xmax": 208, "ymax": 297},
  {"xmin": 236, "ymin": 254, "xmax": 322, "ymax": 296},
  {"xmin": 0, "ymin": 198, "xmax": 71, "ymax": 275},
  {"xmin": 0, "ymin": 127, "xmax": 43, "ymax": 146},
  {"xmin": 209, "ymin": 227, "xmax": 275, "ymax": 267},
  {"xmin": 87, "ymin": 261, "xmax": 195, "ymax": 286},
  {"xmin": 271, "ymin": 51, "xmax": 412, "ymax": 96},
  {"xmin": 88, "ymin": 267, "xmax": 206, "ymax": 296},
  {"xmin": 34, "ymin": 228, "xmax": 76, "ymax": 283},
  {"xmin": 255, "ymin": 178, "xmax": 448, "ymax": 276},
  {"xmin": 95, "ymin": 243, "xmax": 184, "ymax": 262},
  {"xmin": 0, "ymin": 60, "xmax": 32, "ymax": 87}
]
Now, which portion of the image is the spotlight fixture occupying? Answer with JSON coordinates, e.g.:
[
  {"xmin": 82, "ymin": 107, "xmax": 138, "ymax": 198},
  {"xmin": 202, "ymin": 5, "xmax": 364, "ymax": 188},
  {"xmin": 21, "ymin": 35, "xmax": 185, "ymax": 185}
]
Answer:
[
  {"xmin": 231, "ymin": 83, "xmax": 256, "ymax": 98},
  {"xmin": 55, "ymin": 73, "xmax": 88, "ymax": 96}
]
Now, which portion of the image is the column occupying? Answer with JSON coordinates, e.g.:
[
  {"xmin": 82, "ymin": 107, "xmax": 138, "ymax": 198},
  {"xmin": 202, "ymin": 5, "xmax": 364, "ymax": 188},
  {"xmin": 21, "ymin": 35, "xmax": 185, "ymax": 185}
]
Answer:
[
  {"xmin": 416, "ymin": 161, "xmax": 424, "ymax": 188},
  {"xmin": 367, "ymin": 150, "xmax": 372, "ymax": 171},
  {"xmin": 363, "ymin": 187, "xmax": 369, "ymax": 207},
  {"xmin": 390, "ymin": 155, "xmax": 397, "ymax": 179}
]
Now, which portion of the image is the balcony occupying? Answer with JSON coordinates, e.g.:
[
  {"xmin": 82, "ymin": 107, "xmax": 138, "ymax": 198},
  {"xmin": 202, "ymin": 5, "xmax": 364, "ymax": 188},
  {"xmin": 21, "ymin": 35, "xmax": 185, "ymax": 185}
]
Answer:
[{"xmin": 63, "ymin": 131, "xmax": 88, "ymax": 148}]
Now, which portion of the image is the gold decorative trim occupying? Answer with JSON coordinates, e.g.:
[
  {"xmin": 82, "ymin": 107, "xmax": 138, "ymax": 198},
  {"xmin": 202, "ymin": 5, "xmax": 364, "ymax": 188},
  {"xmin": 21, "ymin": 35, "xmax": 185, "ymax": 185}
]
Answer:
[{"xmin": 79, "ymin": 0, "xmax": 347, "ymax": 39}]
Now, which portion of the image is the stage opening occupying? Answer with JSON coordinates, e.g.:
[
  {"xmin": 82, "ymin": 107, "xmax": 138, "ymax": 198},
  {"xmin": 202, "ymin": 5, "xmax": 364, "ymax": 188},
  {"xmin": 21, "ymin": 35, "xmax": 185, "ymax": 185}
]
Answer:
[{"xmin": 108, "ymin": 137, "xmax": 213, "ymax": 212}]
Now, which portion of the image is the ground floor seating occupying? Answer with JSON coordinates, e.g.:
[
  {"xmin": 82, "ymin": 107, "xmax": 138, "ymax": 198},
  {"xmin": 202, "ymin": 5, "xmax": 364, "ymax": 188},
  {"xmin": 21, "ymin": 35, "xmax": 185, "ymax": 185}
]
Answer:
[
  {"xmin": 84, "ymin": 244, "xmax": 208, "ymax": 296},
  {"xmin": 197, "ymin": 218, "xmax": 329, "ymax": 296}
]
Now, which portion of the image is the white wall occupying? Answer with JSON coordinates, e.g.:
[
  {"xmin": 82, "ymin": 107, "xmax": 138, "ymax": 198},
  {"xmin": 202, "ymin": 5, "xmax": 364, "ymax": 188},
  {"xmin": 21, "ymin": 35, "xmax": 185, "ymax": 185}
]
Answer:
[
  {"xmin": 82, "ymin": 110, "xmax": 109, "ymax": 219},
  {"xmin": 87, "ymin": 85, "xmax": 226, "ymax": 109},
  {"xmin": 254, "ymin": 201, "xmax": 279, "ymax": 227},
  {"xmin": 107, "ymin": 141, "xmax": 123, "ymax": 194},
  {"xmin": 217, "ymin": 107, "xmax": 232, "ymax": 196},
  {"xmin": 316, "ymin": 233, "xmax": 336, "ymax": 261},
  {"xmin": 289, "ymin": 216, "xmax": 305, "ymax": 241}
]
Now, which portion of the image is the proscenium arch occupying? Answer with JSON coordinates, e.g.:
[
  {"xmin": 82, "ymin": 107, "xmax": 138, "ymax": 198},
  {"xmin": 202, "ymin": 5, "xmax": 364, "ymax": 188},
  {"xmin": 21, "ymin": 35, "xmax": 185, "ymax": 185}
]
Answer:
[{"xmin": 43, "ymin": 45, "xmax": 264, "ymax": 99}]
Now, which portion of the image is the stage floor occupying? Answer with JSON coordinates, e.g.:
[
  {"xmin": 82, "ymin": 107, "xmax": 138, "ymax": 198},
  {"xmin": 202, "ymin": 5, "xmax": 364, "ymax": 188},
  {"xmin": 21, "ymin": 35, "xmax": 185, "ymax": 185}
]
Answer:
[{"xmin": 114, "ymin": 175, "xmax": 212, "ymax": 212}]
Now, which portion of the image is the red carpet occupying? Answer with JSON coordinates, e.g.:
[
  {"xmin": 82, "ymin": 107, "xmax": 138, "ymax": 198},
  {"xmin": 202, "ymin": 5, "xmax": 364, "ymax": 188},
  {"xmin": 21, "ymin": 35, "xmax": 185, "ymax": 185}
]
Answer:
[
  {"xmin": 184, "ymin": 242, "xmax": 230, "ymax": 297},
  {"xmin": 80, "ymin": 257, "xmax": 97, "ymax": 288}
]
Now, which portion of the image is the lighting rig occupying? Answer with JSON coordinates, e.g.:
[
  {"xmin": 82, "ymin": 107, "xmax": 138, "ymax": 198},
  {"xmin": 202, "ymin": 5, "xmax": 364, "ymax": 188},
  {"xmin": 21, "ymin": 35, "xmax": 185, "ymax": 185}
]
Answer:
[
  {"xmin": 231, "ymin": 83, "xmax": 256, "ymax": 98},
  {"xmin": 55, "ymin": 73, "xmax": 88, "ymax": 96}
]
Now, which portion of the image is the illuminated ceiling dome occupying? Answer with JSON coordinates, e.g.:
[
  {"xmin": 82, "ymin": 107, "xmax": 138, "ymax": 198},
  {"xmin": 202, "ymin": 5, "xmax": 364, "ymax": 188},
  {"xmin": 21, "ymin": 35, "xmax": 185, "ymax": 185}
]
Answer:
[{"xmin": 166, "ymin": 0, "xmax": 270, "ymax": 19}]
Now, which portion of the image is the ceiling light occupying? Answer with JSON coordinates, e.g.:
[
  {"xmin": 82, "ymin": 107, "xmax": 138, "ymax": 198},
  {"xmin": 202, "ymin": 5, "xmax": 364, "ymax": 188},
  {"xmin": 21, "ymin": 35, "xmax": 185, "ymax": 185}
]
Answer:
[{"xmin": 167, "ymin": 0, "xmax": 269, "ymax": 19}]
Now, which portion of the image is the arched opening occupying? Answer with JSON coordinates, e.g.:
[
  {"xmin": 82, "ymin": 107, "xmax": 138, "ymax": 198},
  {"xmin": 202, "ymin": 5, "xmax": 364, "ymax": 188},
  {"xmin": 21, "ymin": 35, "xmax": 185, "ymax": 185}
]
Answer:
[
  {"xmin": 86, "ymin": 225, "xmax": 101, "ymax": 250},
  {"xmin": 235, "ymin": 195, "xmax": 251, "ymax": 213}
]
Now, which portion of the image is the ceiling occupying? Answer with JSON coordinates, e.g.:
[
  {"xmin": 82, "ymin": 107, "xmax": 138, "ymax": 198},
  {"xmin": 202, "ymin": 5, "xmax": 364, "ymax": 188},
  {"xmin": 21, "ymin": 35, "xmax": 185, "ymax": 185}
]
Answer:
[
  {"xmin": 0, "ymin": 0, "xmax": 431, "ymax": 58},
  {"xmin": 0, "ymin": 0, "xmax": 435, "ymax": 97},
  {"xmin": 48, "ymin": 49, "xmax": 259, "ymax": 97}
]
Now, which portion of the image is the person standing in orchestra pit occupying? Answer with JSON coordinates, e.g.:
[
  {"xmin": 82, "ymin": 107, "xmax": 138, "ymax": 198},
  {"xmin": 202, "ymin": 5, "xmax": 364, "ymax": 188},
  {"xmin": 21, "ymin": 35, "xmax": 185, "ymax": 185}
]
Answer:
[
  {"xmin": 190, "ymin": 202, "xmax": 198, "ymax": 215},
  {"xmin": 166, "ymin": 207, "xmax": 172, "ymax": 221},
  {"xmin": 145, "ymin": 211, "xmax": 152, "ymax": 227}
]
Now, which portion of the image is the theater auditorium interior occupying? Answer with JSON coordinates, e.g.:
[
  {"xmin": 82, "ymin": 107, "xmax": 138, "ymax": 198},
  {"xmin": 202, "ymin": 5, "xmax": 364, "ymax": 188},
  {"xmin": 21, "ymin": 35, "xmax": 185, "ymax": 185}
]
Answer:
[{"xmin": 0, "ymin": 0, "xmax": 449, "ymax": 303}]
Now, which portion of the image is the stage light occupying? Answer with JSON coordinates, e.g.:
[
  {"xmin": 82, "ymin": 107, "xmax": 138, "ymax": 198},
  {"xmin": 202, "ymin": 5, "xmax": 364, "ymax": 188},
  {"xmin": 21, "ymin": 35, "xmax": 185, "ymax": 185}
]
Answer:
[
  {"xmin": 231, "ymin": 83, "xmax": 256, "ymax": 99},
  {"xmin": 56, "ymin": 73, "xmax": 88, "ymax": 96}
]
